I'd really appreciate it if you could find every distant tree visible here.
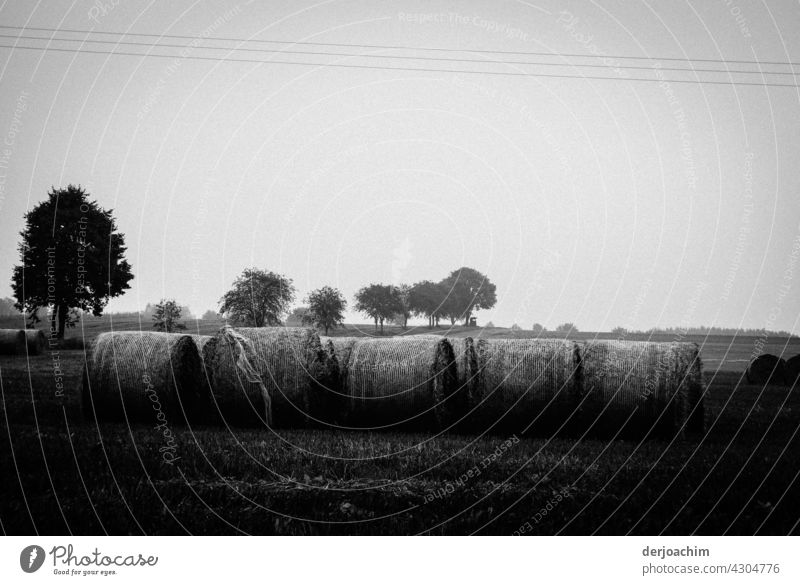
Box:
[11,185,133,338]
[408,280,446,328]
[532,323,546,334]
[219,268,295,327]
[285,306,310,326]
[440,267,497,326]
[392,284,413,329]
[200,309,218,320]
[439,279,470,325]
[510,323,522,331]
[0,297,21,317]
[611,326,628,336]
[144,301,192,320]
[304,286,347,335]
[484,321,495,328]
[354,283,402,334]
[555,322,578,334]
[151,299,186,332]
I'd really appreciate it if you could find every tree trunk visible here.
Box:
[324,325,329,335]
[464,311,472,326]
[374,317,378,331]
[50,306,57,337]
[379,318,384,334]
[57,303,68,339]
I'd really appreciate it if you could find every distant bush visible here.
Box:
[555,322,578,334]
[510,323,522,331]
[531,323,546,334]
[200,309,219,320]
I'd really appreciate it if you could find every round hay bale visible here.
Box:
[465,338,580,435]
[82,332,204,425]
[746,354,787,385]
[786,355,800,386]
[579,341,701,438]
[208,326,331,427]
[0,329,26,355]
[344,335,457,430]
[24,329,47,355]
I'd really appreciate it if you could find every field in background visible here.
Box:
[1,348,798,534]
[3,313,799,375]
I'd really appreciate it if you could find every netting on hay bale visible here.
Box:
[464,338,580,435]
[207,326,334,427]
[82,331,203,425]
[343,335,457,430]
[578,340,703,438]
[24,329,47,355]
[0,329,26,355]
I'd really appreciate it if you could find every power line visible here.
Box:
[2,23,799,67]
[1,43,798,88]
[1,32,795,76]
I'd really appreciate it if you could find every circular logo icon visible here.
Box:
[20,545,45,573]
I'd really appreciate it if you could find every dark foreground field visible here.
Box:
[1,343,799,535]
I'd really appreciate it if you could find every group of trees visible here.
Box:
[353,267,497,333]
[213,267,496,335]
[8,185,493,338]
[217,269,346,335]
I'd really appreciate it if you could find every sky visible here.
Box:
[0,0,799,332]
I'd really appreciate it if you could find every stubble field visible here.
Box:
[1,316,798,535]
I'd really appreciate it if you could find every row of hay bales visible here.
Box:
[82,327,705,439]
[746,354,800,386]
[0,329,47,355]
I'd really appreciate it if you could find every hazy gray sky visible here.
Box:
[1,0,799,332]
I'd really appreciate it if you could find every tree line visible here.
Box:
[216,265,497,335]
[14,186,795,339]
[9,186,497,337]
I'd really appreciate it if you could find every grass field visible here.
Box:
[1,316,799,534]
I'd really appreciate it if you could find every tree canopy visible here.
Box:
[304,286,347,335]
[407,280,446,327]
[11,185,133,337]
[218,268,295,327]
[151,299,186,332]
[354,283,402,334]
[440,267,497,326]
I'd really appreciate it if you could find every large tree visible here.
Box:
[218,268,295,327]
[12,185,133,338]
[354,283,401,334]
[440,266,497,326]
[304,286,347,335]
